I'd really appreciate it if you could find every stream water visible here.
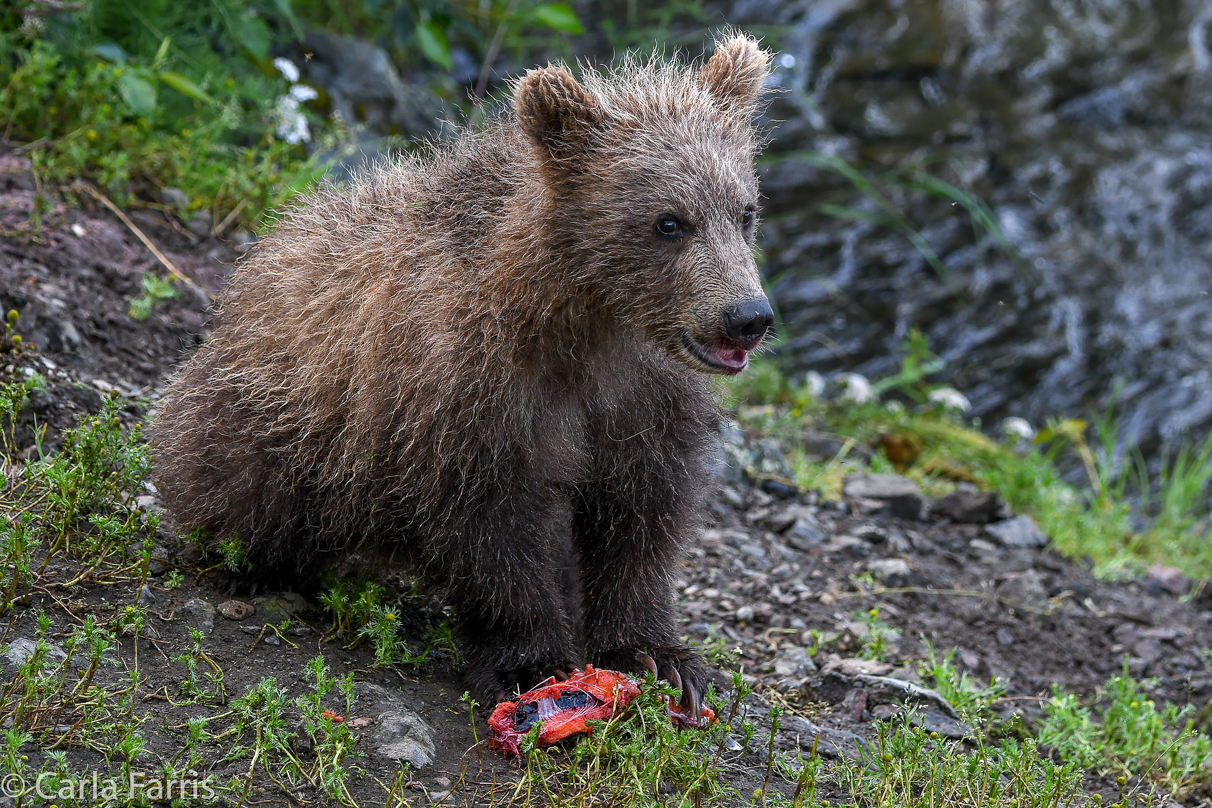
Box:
[726,0,1212,456]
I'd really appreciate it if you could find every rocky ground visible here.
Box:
[2,151,1211,806]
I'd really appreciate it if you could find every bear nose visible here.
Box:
[723,299,774,342]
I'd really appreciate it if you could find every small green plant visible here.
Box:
[873,329,945,404]
[171,627,225,703]
[916,640,1006,724]
[824,721,1097,807]
[128,273,178,320]
[1039,667,1212,799]
[1,3,327,234]
[856,607,900,662]
[319,579,429,667]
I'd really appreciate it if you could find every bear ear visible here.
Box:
[515,64,602,162]
[696,33,771,115]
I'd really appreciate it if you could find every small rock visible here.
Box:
[984,515,1048,548]
[135,584,156,606]
[842,688,868,721]
[968,538,1000,555]
[218,600,256,621]
[183,598,217,633]
[786,514,826,549]
[760,478,798,499]
[996,629,1014,646]
[824,657,893,677]
[357,682,437,768]
[842,474,923,520]
[160,187,189,210]
[147,545,173,575]
[252,592,313,620]
[735,605,756,623]
[187,210,213,238]
[996,570,1051,612]
[262,633,281,647]
[1132,639,1165,666]
[823,535,870,558]
[1145,564,1190,596]
[348,716,373,729]
[871,703,899,721]
[852,524,887,543]
[753,438,795,480]
[773,647,817,680]
[866,558,911,587]
[930,490,1006,524]
[914,709,974,740]
[4,638,68,668]
[764,507,801,533]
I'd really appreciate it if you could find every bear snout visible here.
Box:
[722,297,773,347]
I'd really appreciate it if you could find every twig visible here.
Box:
[70,181,199,288]
[214,198,249,237]
[473,0,522,107]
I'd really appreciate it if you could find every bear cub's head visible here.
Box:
[515,33,774,376]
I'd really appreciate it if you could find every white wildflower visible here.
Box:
[290,84,319,102]
[803,370,826,398]
[927,387,971,413]
[273,57,301,83]
[1001,417,1035,441]
[837,372,876,404]
[275,95,311,144]
[885,400,904,413]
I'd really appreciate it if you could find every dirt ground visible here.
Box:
[2,151,1210,806]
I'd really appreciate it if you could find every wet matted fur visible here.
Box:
[150,33,773,707]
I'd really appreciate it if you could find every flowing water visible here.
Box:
[727,0,1212,456]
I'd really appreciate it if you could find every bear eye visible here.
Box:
[742,206,757,229]
[655,215,683,237]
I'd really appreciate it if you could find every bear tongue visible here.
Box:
[710,345,747,370]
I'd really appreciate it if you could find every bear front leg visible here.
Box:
[574,463,707,718]
[429,491,581,705]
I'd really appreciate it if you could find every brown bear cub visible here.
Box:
[150,33,774,716]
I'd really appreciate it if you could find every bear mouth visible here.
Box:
[682,333,750,375]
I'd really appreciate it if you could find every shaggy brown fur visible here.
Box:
[150,33,773,711]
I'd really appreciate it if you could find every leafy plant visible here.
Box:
[917,640,1006,725]
[1039,668,1212,799]
[872,329,945,404]
[1,1,326,233]
[128,273,178,320]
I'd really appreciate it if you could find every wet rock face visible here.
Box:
[732,0,1212,457]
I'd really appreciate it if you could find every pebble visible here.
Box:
[135,584,156,605]
[866,558,911,587]
[4,638,68,668]
[772,646,817,680]
[147,545,173,575]
[183,598,217,634]
[1145,564,1190,596]
[996,570,1052,612]
[984,515,1048,548]
[218,600,256,621]
[929,490,1006,524]
[786,514,826,549]
[842,474,924,520]
[822,535,869,558]
[357,682,436,768]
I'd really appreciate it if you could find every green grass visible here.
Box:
[719,353,1212,581]
[1,0,330,235]
[1039,667,1212,801]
